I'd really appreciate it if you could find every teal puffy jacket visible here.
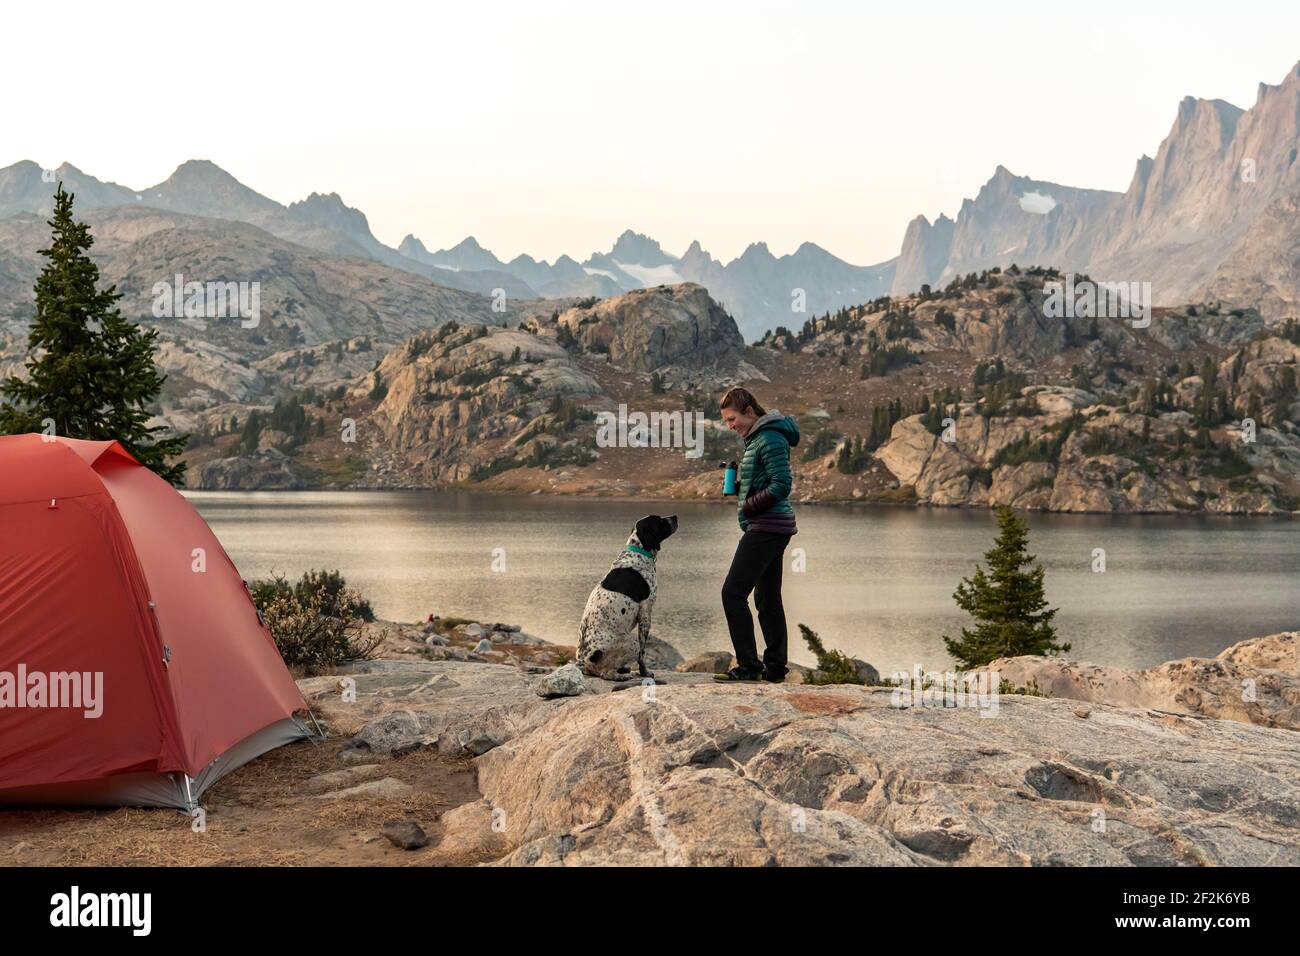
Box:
[736,411,800,534]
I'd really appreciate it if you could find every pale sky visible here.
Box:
[5,0,1299,266]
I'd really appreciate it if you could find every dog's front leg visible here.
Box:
[637,600,654,678]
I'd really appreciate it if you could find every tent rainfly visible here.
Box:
[0,434,313,809]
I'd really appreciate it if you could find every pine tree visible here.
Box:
[943,506,1068,668]
[0,184,186,483]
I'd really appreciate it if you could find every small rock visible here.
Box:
[425,634,449,646]
[466,731,504,755]
[677,651,735,674]
[338,744,377,765]
[535,662,586,698]
[315,777,415,801]
[461,623,486,639]
[380,820,430,850]
[473,638,493,654]
[306,764,384,793]
[352,710,425,754]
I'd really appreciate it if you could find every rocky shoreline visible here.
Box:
[178,277,1300,517]
[293,617,1300,865]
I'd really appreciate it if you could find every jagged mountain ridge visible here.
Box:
[0,159,533,300]
[3,60,1298,347]
[896,62,1300,315]
[0,160,897,341]
[397,228,896,341]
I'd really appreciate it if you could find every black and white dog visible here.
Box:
[577,514,678,681]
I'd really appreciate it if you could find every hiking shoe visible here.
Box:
[761,668,787,683]
[713,666,763,683]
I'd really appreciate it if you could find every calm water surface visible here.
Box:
[187,491,1300,674]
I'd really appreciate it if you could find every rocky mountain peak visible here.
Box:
[146,160,280,219]
[608,229,673,266]
[1256,60,1300,104]
[794,241,832,259]
[164,159,245,187]
[398,234,429,257]
[289,192,372,237]
[1171,96,1243,151]
[428,236,504,272]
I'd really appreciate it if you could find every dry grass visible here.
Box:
[0,736,483,867]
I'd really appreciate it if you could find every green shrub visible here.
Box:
[799,624,865,685]
[861,345,920,378]
[250,569,380,672]
[997,677,1052,698]
[802,428,841,461]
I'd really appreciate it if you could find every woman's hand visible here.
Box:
[741,488,777,517]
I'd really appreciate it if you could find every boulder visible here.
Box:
[557,283,745,373]
[1028,386,1098,416]
[874,417,937,487]
[643,636,685,671]
[301,631,1300,867]
[466,679,1300,865]
[981,631,1300,731]
[299,659,576,759]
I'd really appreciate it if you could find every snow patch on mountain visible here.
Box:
[612,261,685,287]
[1018,191,1057,215]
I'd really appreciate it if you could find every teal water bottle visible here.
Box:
[722,460,738,496]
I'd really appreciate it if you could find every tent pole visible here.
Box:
[305,708,327,742]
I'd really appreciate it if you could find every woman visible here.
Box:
[714,387,800,683]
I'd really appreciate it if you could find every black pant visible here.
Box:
[721,530,792,674]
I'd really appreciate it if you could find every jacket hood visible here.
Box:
[747,410,800,446]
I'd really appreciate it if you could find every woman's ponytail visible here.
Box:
[719,387,765,417]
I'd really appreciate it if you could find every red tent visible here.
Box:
[0,434,312,809]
